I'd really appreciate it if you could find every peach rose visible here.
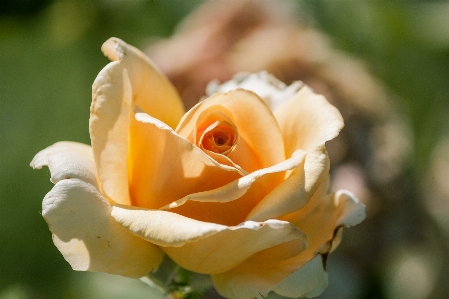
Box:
[31,38,365,299]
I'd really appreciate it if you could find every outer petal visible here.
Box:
[206,71,303,112]
[90,61,132,205]
[30,141,98,188]
[111,205,307,275]
[246,146,329,222]
[212,240,309,299]
[164,219,306,275]
[90,38,185,205]
[42,178,164,278]
[212,185,365,299]
[273,190,366,298]
[210,178,328,299]
[275,86,344,156]
[273,255,328,298]
[176,88,285,169]
[212,256,326,299]
[101,37,185,128]
[128,111,242,210]
[282,190,365,256]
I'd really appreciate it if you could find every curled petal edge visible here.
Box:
[246,146,329,222]
[162,150,306,209]
[112,204,307,274]
[30,141,98,188]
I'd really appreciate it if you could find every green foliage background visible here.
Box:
[1,1,448,299]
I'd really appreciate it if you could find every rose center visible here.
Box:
[199,121,237,155]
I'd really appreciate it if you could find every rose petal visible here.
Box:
[201,150,248,175]
[111,205,227,247]
[190,105,259,173]
[211,185,362,299]
[274,86,344,156]
[176,88,285,170]
[162,150,305,225]
[90,38,185,205]
[206,71,304,112]
[163,151,305,208]
[209,178,328,299]
[271,190,366,297]
[273,255,328,298]
[128,111,242,210]
[282,190,366,256]
[112,204,306,274]
[30,141,98,189]
[101,38,185,128]
[90,61,132,205]
[212,256,327,299]
[246,146,330,222]
[211,239,309,299]
[165,219,306,274]
[42,178,163,278]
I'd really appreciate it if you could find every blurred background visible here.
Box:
[1,0,449,298]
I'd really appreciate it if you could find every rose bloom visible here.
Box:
[31,38,365,299]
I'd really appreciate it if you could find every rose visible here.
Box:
[31,38,365,299]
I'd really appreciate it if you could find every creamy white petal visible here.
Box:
[206,71,303,111]
[273,255,328,298]
[212,239,309,299]
[42,178,163,277]
[334,190,367,228]
[30,141,98,188]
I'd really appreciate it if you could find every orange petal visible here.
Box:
[162,151,304,225]
[246,147,329,222]
[176,89,285,170]
[274,86,344,157]
[90,38,185,205]
[128,110,242,210]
